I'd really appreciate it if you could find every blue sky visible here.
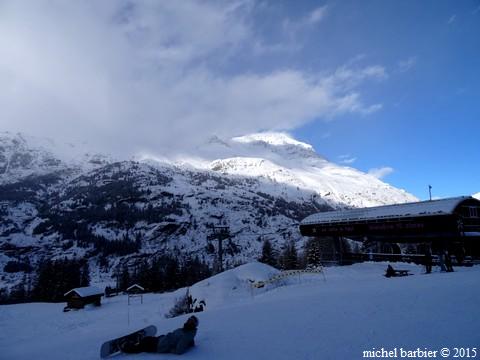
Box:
[287,0,480,199]
[1,0,478,199]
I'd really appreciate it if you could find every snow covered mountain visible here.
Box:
[151,132,416,208]
[0,131,416,287]
[0,132,111,184]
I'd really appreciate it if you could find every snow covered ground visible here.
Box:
[1,262,479,360]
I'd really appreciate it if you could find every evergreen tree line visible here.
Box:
[58,222,142,257]
[0,237,346,304]
[0,258,90,304]
[115,255,212,293]
[79,233,142,257]
[0,254,211,305]
[259,238,324,270]
[3,258,33,273]
[34,200,184,238]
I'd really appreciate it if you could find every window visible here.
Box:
[460,206,480,218]
[470,207,479,218]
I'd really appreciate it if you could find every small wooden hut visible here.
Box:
[64,286,103,310]
[126,284,145,305]
[126,284,145,294]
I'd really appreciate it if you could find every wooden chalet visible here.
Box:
[126,284,145,294]
[64,286,103,310]
[126,284,145,305]
[300,196,480,262]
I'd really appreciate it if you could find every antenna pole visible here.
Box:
[428,185,432,201]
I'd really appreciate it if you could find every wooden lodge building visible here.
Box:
[64,286,103,310]
[299,196,480,264]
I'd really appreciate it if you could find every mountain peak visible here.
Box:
[206,135,231,148]
[0,132,111,184]
[232,132,314,152]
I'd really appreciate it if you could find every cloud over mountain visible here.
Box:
[1,1,385,157]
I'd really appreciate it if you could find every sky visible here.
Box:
[0,0,479,200]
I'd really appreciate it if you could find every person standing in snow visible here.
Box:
[438,251,447,272]
[454,245,466,265]
[120,315,199,355]
[424,245,432,274]
[444,251,454,272]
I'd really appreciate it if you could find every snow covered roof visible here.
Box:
[126,284,145,291]
[64,286,103,298]
[301,196,476,225]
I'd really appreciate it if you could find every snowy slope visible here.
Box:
[187,262,280,309]
[473,192,480,200]
[1,262,479,360]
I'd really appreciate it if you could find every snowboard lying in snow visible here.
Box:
[100,325,157,358]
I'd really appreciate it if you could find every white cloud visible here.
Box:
[320,132,332,139]
[397,56,417,72]
[282,5,328,36]
[252,39,302,55]
[307,6,329,25]
[368,167,394,179]
[338,154,357,164]
[345,54,367,67]
[447,14,457,24]
[0,0,385,157]
[322,65,388,92]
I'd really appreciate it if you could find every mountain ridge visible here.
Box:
[0,131,416,288]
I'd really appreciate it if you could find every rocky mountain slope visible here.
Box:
[0,131,416,286]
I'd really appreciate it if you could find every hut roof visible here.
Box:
[301,196,476,225]
[126,284,145,291]
[64,286,103,298]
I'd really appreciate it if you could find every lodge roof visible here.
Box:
[301,196,477,225]
[64,286,103,298]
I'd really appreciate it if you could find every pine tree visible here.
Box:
[281,240,299,270]
[10,281,27,303]
[304,238,322,269]
[80,261,90,287]
[32,258,84,302]
[32,259,55,301]
[149,257,164,292]
[135,259,151,290]
[289,241,299,270]
[119,265,131,291]
[259,239,277,267]
[0,288,9,304]
[164,257,179,290]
